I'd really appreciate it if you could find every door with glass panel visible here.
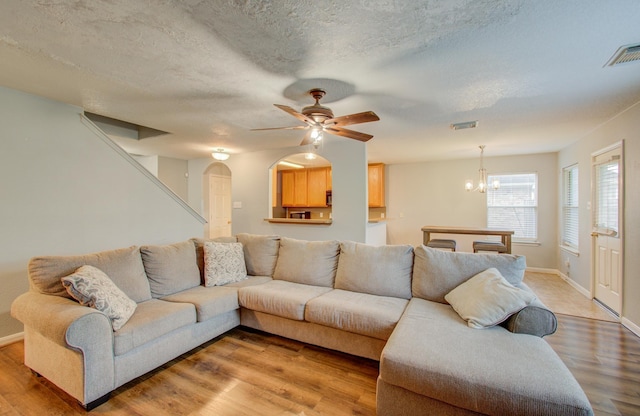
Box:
[592,143,623,315]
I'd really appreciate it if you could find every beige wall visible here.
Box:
[385,153,558,268]
[558,101,640,331]
[0,87,204,340]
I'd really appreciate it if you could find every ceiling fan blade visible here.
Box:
[325,111,380,127]
[324,126,374,142]
[300,129,315,146]
[250,126,308,131]
[274,104,314,124]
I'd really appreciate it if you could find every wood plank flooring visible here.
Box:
[1,272,639,415]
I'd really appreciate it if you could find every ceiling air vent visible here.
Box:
[450,120,478,130]
[605,43,640,67]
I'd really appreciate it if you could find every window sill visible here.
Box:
[513,240,541,247]
[560,245,580,256]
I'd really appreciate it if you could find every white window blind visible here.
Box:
[487,173,537,241]
[562,165,579,249]
[594,159,619,233]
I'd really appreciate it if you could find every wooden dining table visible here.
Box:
[421,225,515,254]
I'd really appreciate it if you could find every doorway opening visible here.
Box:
[270,153,332,220]
[203,162,232,238]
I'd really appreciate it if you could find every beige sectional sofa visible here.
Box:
[11,234,594,415]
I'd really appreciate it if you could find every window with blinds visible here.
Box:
[487,173,537,241]
[594,158,619,234]
[562,164,579,249]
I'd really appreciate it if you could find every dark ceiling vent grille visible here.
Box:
[605,44,640,67]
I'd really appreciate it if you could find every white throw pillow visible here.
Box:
[204,241,248,286]
[61,265,137,331]
[444,268,536,329]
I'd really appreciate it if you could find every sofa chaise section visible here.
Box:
[378,298,593,416]
[377,246,592,416]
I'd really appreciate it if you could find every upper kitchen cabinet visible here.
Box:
[368,163,385,208]
[281,169,308,207]
[307,167,330,207]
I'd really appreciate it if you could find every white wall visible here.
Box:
[558,101,640,330]
[189,139,369,242]
[385,153,558,268]
[0,86,204,339]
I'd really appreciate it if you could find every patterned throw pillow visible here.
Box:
[61,265,137,331]
[203,242,247,286]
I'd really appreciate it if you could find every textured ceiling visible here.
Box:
[1,1,639,163]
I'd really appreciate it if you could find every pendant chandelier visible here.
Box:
[465,145,499,193]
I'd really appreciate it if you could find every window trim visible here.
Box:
[561,163,579,253]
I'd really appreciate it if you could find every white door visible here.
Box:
[592,144,623,315]
[209,175,232,238]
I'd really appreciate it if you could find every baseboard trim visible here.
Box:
[0,332,24,347]
[622,318,640,338]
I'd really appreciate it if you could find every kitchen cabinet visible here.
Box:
[281,167,331,207]
[368,163,385,207]
[281,169,308,207]
[307,167,329,207]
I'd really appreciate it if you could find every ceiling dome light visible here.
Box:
[212,148,230,161]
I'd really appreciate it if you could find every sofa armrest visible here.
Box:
[500,283,557,337]
[12,291,113,347]
[12,291,116,406]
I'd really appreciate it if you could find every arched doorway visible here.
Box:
[203,162,232,238]
[270,153,332,220]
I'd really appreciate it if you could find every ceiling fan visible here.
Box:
[252,88,380,146]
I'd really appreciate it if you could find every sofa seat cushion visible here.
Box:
[114,299,196,356]
[238,280,331,321]
[380,298,593,416]
[161,286,239,322]
[305,289,408,340]
[224,275,272,288]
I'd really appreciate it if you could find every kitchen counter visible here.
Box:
[264,218,332,225]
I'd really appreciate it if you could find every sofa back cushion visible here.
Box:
[412,245,526,303]
[28,245,152,303]
[237,233,280,277]
[335,241,414,299]
[140,240,201,298]
[191,236,238,283]
[273,237,339,287]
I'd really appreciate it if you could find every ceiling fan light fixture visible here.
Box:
[212,148,230,161]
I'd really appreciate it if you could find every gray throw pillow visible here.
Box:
[140,240,201,298]
[335,241,414,299]
[273,237,339,287]
[237,233,280,276]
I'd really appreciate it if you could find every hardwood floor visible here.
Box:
[1,274,639,415]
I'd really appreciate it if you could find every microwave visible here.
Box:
[290,211,311,219]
